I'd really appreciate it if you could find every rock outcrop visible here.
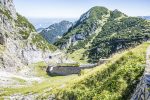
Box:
[0,0,57,72]
[0,33,4,45]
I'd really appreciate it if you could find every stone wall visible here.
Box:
[131,46,150,100]
[47,64,97,76]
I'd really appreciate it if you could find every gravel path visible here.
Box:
[0,70,43,87]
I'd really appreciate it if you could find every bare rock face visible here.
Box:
[0,0,17,19]
[0,33,5,45]
[0,0,74,74]
[78,10,90,23]
[0,0,55,72]
[0,0,25,71]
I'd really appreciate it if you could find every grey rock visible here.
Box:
[78,10,90,22]
[40,20,73,43]
[0,0,17,19]
[0,33,5,45]
[131,46,150,100]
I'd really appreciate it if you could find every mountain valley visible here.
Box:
[0,0,150,100]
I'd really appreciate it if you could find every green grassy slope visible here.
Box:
[16,14,57,51]
[89,17,150,62]
[31,33,57,51]
[55,42,149,100]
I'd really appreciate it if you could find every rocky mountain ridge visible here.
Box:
[140,16,150,20]
[40,20,73,43]
[55,6,150,63]
[0,0,62,73]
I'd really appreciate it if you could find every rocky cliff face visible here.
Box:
[0,0,16,19]
[0,0,57,72]
[40,20,73,43]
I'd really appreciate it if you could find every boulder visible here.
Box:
[0,33,4,45]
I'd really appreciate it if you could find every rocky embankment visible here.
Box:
[131,46,150,100]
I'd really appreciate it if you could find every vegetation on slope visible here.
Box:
[55,6,150,63]
[16,13,35,39]
[32,33,57,51]
[14,14,57,51]
[55,43,149,100]
[54,6,109,49]
[67,48,88,64]
[89,17,150,62]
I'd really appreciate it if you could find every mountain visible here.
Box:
[40,20,73,43]
[55,6,150,63]
[139,16,150,20]
[36,27,45,33]
[1,1,150,99]
[28,18,77,29]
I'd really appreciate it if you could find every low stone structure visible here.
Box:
[131,46,150,100]
[98,59,110,65]
[47,64,97,76]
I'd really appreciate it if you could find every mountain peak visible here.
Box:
[89,6,108,11]
[55,5,150,63]
[80,6,109,21]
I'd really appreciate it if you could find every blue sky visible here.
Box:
[14,0,150,18]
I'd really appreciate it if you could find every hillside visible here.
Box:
[1,0,150,100]
[40,20,73,43]
[55,6,150,63]
[54,43,149,100]
[0,0,76,97]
